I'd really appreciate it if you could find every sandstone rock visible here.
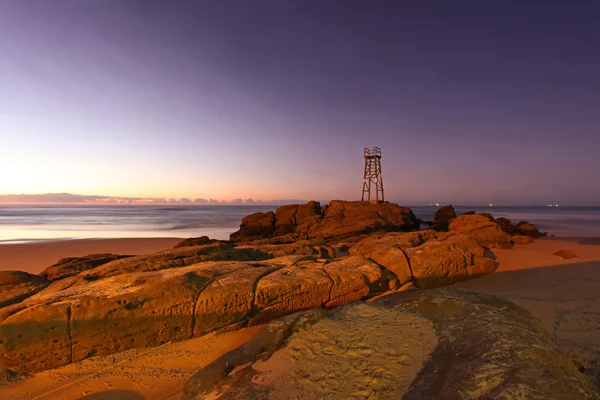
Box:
[311,201,419,242]
[495,216,516,234]
[554,249,578,260]
[516,220,544,238]
[39,254,133,281]
[351,231,496,289]
[0,255,396,374]
[350,231,437,286]
[250,263,332,325]
[432,204,456,227]
[0,271,49,308]
[323,257,392,308]
[405,233,495,288]
[230,200,419,242]
[64,242,265,281]
[238,240,335,259]
[174,236,219,248]
[449,214,513,249]
[390,289,599,399]
[478,212,495,221]
[512,234,535,244]
[183,289,599,400]
[229,211,276,241]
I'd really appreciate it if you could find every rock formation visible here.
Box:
[431,204,456,231]
[515,220,544,238]
[230,200,419,243]
[0,271,49,308]
[0,201,549,377]
[350,230,495,288]
[183,288,599,400]
[448,214,514,249]
[39,254,133,281]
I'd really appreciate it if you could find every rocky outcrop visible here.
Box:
[174,236,220,248]
[230,200,419,243]
[39,254,133,281]
[0,254,396,373]
[431,205,456,231]
[350,231,496,289]
[515,220,544,238]
[0,271,49,308]
[495,217,515,233]
[183,289,599,400]
[229,212,276,241]
[449,214,514,249]
[0,202,522,376]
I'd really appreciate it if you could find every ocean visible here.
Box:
[0,205,599,244]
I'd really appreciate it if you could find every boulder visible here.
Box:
[495,217,516,234]
[405,233,496,288]
[174,236,219,248]
[554,249,578,260]
[183,289,599,400]
[39,253,133,281]
[0,271,49,308]
[515,221,544,238]
[229,211,276,241]
[230,201,419,243]
[432,204,456,228]
[449,214,513,249]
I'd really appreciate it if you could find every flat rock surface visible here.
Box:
[184,288,599,399]
[455,237,600,385]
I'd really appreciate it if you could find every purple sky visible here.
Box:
[1,1,599,205]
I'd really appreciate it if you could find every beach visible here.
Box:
[2,236,600,399]
[0,238,183,274]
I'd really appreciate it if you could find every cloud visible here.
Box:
[0,193,306,206]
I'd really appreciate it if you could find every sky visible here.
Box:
[1,1,599,205]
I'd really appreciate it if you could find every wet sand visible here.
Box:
[0,238,183,274]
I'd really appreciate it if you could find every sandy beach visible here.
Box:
[0,238,183,274]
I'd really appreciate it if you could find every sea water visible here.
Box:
[1,205,599,243]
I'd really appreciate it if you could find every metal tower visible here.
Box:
[361,146,384,202]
